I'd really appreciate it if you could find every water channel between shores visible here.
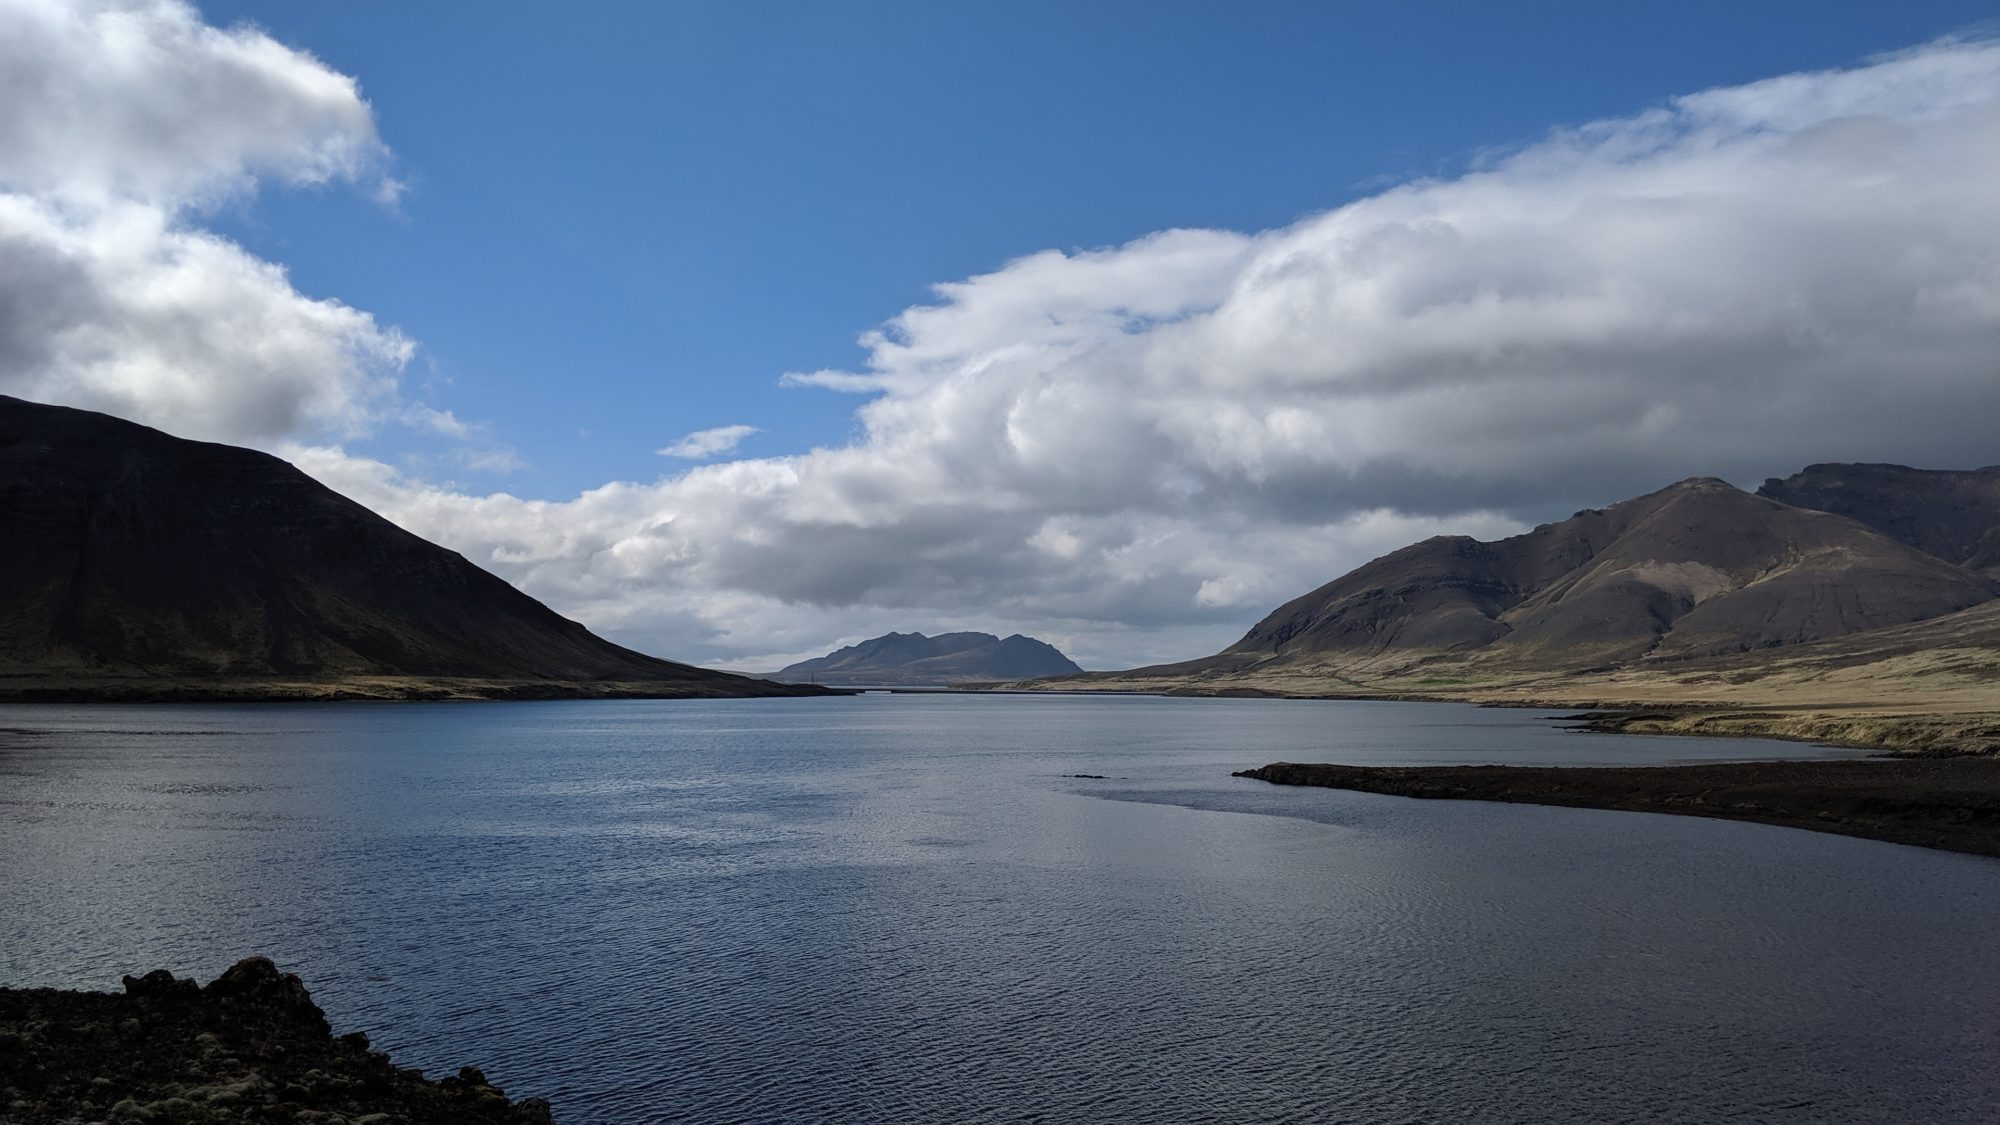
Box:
[2,695,1994,1123]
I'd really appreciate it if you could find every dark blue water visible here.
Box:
[2,695,1996,1122]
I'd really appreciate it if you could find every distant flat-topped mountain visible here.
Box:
[777,631,1082,685]
[0,396,814,700]
[1066,470,2000,684]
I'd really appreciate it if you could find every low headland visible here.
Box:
[0,958,553,1124]
[0,673,838,704]
[1234,756,2000,858]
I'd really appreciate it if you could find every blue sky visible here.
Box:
[6,1,1997,668]
[195,0,1999,499]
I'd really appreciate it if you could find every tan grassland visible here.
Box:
[1002,606,2000,756]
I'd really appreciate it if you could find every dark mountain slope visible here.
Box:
[1224,498,1645,662]
[0,396,807,697]
[777,631,1082,684]
[779,631,990,678]
[1216,476,1995,671]
[1498,479,1995,661]
[901,634,1082,680]
[1759,463,2000,575]
[1693,597,2000,674]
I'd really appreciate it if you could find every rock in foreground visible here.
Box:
[0,958,553,1124]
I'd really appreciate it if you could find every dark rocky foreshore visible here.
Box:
[0,958,553,1124]
[1234,757,2000,857]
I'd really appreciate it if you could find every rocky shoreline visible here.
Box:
[0,958,553,1124]
[1233,757,2000,857]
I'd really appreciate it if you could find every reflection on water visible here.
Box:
[1,696,1994,1122]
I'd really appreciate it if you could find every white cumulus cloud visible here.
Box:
[0,0,413,444]
[371,37,1997,668]
[8,10,1998,670]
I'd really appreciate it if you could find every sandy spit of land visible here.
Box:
[1234,757,2000,857]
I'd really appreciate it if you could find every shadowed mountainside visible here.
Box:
[1759,463,2000,576]
[776,630,1082,685]
[0,396,815,699]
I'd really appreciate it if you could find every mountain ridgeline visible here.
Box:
[6,390,1992,703]
[1759,463,2000,577]
[0,396,813,699]
[777,631,1082,685]
[1090,466,2000,683]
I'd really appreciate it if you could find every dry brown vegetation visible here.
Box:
[1008,601,2000,755]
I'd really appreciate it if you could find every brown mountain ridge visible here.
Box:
[1217,476,1996,672]
[1015,466,2000,746]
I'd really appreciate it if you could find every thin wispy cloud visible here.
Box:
[658,424,760,460]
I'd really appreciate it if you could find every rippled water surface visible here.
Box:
[2,695,1997,1122]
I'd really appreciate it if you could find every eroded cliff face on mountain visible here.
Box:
[0,396,815,699]
[0,958,553,1124]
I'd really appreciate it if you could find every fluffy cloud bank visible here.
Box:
[0,0,409,443]
[352,37,1996,669]
[6,8,1998,669]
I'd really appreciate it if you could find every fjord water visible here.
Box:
[2,696,1996,1122]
